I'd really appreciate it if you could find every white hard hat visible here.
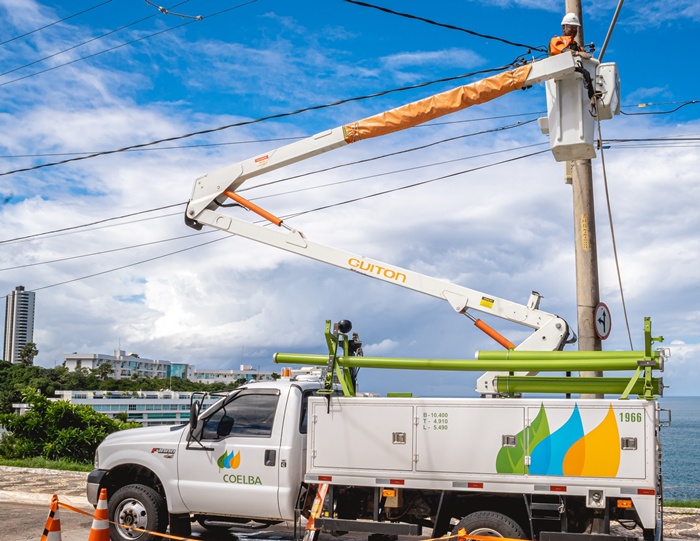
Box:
[561,13,581,26]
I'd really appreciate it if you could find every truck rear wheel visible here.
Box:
[109,484,168,541]
[452,511,526,538]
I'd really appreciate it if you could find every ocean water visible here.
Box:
[659,396,700,501]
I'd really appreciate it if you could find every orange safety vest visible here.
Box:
[549,35,579,56]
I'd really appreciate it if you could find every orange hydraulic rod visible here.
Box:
[224,190,284,227]
[472,318,516,350]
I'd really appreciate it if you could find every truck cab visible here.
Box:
[88,377,324,540]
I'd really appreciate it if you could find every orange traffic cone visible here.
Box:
[40,494,62,541]
[88,488,110,541]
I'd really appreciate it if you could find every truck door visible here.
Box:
[177,388,284,520]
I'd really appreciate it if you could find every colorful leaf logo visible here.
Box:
[496,403,550,474]
[217,450,241,469]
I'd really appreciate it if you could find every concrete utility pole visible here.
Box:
[565,0,603,389]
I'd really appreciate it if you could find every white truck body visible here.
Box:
[89,377,663,541]
[306,396,659,530]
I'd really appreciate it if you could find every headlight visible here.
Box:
[94,449,99,469]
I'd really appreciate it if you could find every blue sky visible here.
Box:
[0,0,698,396]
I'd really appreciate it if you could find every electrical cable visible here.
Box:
[342,0,546,53]
[243,119,537,192]
[0,1,191,78]
[620,100,698,115]
[0,0,113,47]
[282,149,549,221]
[0,231,215,271]
[597,117,633,350]
[28,235,230,293]
[598,0,624,62]
[253,142,548,201]
[5,148,548,288]
[0,136,306,159]
[0,125,540,245]
[0,0,257,89]
[0,61,520,178]
[0,111,547,160]
[0,203,182,245]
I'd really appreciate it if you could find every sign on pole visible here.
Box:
[595,302,612,340]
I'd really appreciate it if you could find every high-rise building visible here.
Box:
[4,285,36,364]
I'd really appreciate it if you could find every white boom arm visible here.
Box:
[185,54,588,393]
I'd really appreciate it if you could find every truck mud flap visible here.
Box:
[314,518,421,536]
[540,533,633,541]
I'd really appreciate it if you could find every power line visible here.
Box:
[29,235,230,293]
[243,119,537,192]
[0,0,113,47]
[0,0,257,89]
[0,112,547,160]
[620,100,698,116]
[0,231,214,271]
[0,1,186,78]
[342,0,546,53]
[0,203,183,245]
[0,62,518,178]
[4,148,548,287]
[254,142,548,201]
[0,123,535,245]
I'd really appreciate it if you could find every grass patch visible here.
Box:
[665,499,700,508]
[0,457,93,472]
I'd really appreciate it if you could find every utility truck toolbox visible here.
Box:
[307,396,659,529]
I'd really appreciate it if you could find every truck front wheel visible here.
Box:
[109,484,168,541]
[452,511,526,538]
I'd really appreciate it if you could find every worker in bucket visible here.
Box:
[549,13,587,56]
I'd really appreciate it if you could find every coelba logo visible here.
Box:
[217,450,241,470]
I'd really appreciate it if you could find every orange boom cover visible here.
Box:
[342,64,532,143]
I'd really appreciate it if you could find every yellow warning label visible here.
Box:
[480,297,495,309]
[581,213,590,251]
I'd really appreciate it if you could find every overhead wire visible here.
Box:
[0,0,257,89]
[0,0,113,47]
[0,111,547,160]
[5,147,549,291]
[342,0,546,53]
[0,121,539,245]
[0,231,215,271]
[596,116,634,350]
[0,61,522,178]
[0,1,191,78]
[620,100,698,115]
[0,203,182,245]
[243,119,538,191]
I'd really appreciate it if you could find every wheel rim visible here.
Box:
[115,497,149,539]
[469,527,504,537]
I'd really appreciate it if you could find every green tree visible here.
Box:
[0,388,138,463]
[17,343,39,365]
[93,362,113,381]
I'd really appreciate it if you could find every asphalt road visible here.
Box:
[0,502,301,541]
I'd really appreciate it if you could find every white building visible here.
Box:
[63,350,194,381]
[54,390,219,427]
[4,285,36,364]
[194,365,276,384]
[62,351,276,384]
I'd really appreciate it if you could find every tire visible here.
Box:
[108,484,168,541]
[452,511,526,539]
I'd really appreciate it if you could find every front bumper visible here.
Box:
[86,469,109,506]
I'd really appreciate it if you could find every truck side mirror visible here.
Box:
[189,401,200,432]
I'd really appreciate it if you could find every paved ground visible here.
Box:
[1,466,699,541]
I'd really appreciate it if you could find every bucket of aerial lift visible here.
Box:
[540,58,598,162]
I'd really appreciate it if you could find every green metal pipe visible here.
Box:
[476,350,649,361]
[272,353,660,371]
[493,376,662,396]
